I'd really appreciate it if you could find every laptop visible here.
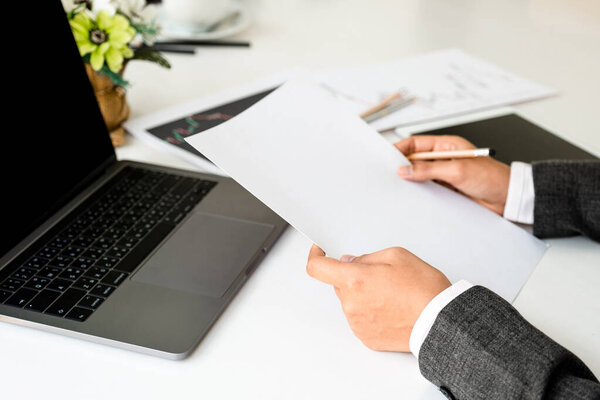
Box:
[0,1,286,359]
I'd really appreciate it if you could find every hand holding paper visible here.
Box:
[186,77,547,302]
[306,244,452,352]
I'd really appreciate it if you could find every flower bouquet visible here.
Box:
[63,0,171,146]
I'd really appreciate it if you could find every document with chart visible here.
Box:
[318,48,557,131]
[186,77,548,302]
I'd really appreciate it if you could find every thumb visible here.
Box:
[307,244,352,286]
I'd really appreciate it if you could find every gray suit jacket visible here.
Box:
[419,160,600,400]
[532,160,600,241]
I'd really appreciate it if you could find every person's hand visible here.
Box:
[306,245,451,352]
[395,135,510,215]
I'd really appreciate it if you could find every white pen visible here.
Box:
[407,148,495,161]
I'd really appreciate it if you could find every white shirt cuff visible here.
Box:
[503,162,535,224]
[409,280,473,359]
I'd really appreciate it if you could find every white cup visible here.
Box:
[161,0,243,34]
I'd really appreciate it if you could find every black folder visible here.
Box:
[414,114,598,164]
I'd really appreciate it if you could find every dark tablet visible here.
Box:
[414,114,598,164]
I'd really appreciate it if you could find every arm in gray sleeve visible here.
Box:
[532,160,600,241]
[418,286,600,400]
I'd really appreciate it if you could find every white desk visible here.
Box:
[2,1,599,399]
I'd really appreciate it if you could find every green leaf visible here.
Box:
[98,65,130,88]
[131,49,171,69]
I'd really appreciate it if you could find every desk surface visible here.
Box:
[2,1,599,399]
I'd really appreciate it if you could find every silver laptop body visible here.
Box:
[0,1,286,360]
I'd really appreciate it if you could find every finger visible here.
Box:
[394,135,475,155]
[307,245,354,286]
[351,246,413,265]
[308,244,325,258]
[398,159,464,186]
[334,286,342,299]
[433,179,459,192]
[394,136,437,155]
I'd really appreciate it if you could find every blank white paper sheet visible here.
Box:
[186,77,548,302]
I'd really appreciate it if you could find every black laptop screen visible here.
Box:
[1,2,116,256]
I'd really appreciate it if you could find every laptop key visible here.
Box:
[1,278,25,292]
[105,227,125,240]
[83,248,105,260]
[60,245,85,259]
[90,283,115,298]
[129,226,150,239]
[12,267,37,281]
[37,266,62,279]
[116,236,140,249]
[45,288,87,317]
[170,177,195,198]
[83,226,104,239]
[59,267,84,280]
[62,227,80,240]
[78,295,104,310]
[72,236,95,248]
[65,307,93,322]
[73,277,98,291]
[93,237,115,250]
[101,271,128,286]
[106,246,129,259]
[71,257,95,270]
[5,288,39,308]
[37,247,60,260]
[25,289,61,312]
[24,277,50,291]
[23,257,49,269]
[163,207,187,224]
[95,256,118,269]
[48,255,72,269]
[0,289,12,303]
[49,236,71,249]
[85,266,109,280]
[47,278,73,292]
[154,176,181,195]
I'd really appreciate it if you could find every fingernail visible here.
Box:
[397,165,413,176]
[340,255,356,262]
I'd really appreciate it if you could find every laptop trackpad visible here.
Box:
[132,212,274,298]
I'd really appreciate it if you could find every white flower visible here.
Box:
[91,0,117,16]
[61,0,80,13]
[62,0,115,18]
[114,0,157,23]
[112,0,161,45]
[139,4,158,23]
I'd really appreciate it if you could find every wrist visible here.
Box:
[409,280,474,359]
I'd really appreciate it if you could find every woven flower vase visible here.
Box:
[85,63,130,147]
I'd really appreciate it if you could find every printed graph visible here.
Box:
[148,88,277,159]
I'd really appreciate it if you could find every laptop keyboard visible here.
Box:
[0,166,217,322]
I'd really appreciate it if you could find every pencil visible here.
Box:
[137,44,196,54]
[407,148,495,161]
[359,92,403,119]
[135,40,251,55]
[362,96,415,123]
[155,40,251,47]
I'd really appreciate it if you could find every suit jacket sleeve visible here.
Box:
[533,160,600,241]
[418,286,600,400]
